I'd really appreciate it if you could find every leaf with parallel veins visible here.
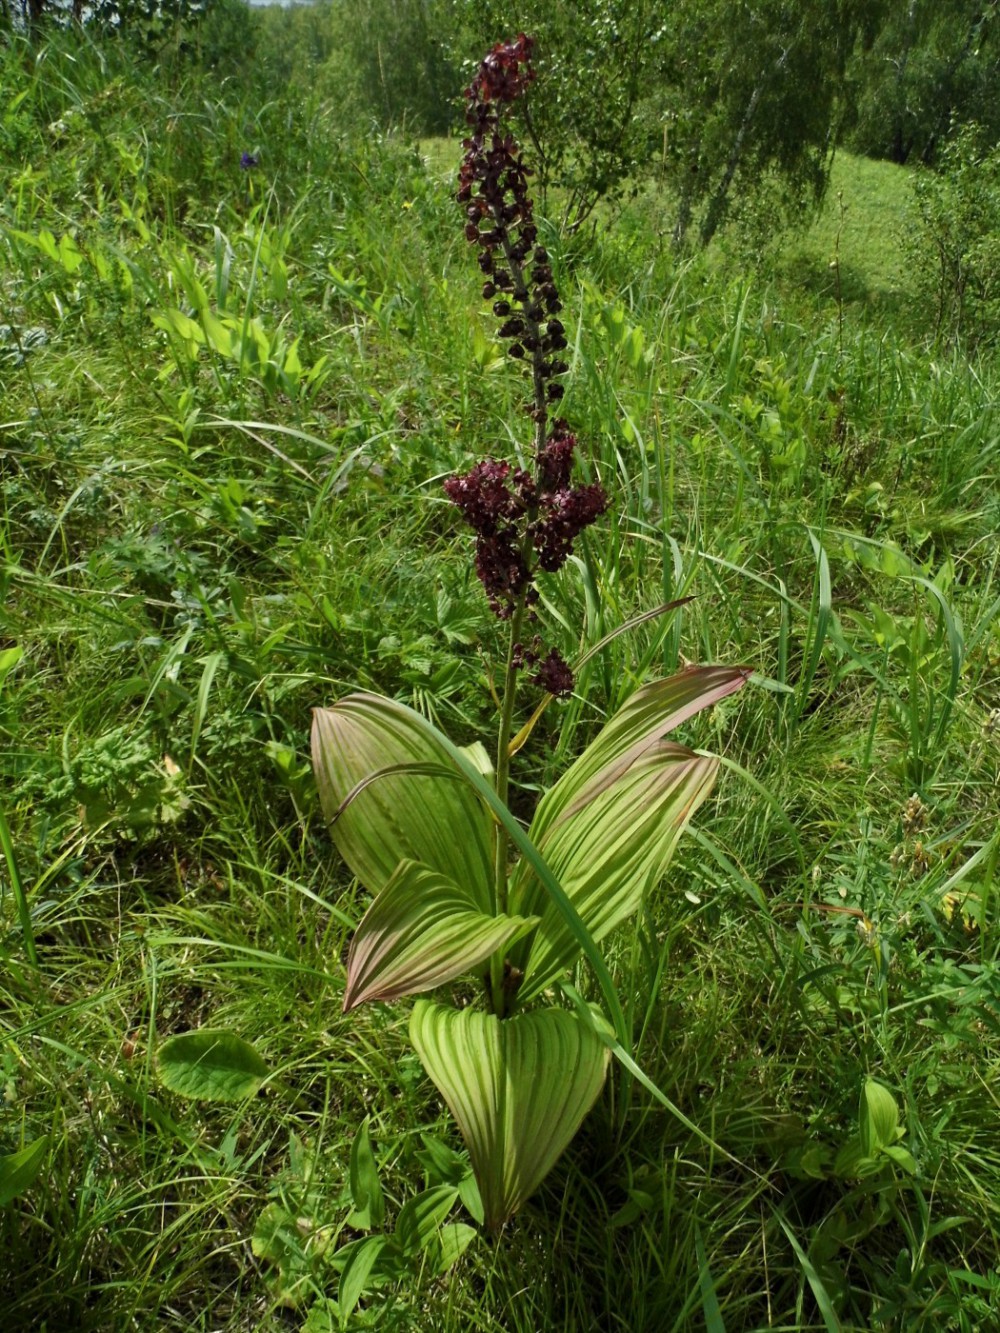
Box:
[344,860,539,1011]
[312,694,494,910]
[509,667,750,1001]
[409,1001,609,1232]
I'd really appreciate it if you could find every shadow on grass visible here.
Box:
[781,252,910,320]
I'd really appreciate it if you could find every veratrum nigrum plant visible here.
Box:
[312,35,750,1233]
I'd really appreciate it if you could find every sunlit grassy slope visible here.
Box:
[778,151,916,313]
[423,136,918,314]
[2,32,999,1333]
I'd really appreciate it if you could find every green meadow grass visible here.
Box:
[2,31,999,1332]
[777,151,916,315]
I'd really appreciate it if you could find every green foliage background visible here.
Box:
[1,5,999,1330]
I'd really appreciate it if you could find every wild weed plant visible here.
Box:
[311,34,749,1240]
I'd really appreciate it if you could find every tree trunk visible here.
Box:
[698,81,764,247]
[671,142,700,250]
[888,1,919,163]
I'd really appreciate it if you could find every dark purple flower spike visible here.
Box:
[446,35,608,696]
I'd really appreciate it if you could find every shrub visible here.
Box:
[907,123,1000,346]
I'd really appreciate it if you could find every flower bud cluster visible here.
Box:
[457,33,566,407]
[512,638,577,697]
[446,36,609,698]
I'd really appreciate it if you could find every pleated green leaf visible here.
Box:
[528,665,750,845]
[860,1080,899,1155]
[409,1001,609,1232]
[312,694,494,910]
[508,666,750,1002]
[347,1117,384,1230]
[511,742,719,1001]
[344,860,539,1011]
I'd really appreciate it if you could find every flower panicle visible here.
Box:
[446,36,609,697]
[458,37,566,401]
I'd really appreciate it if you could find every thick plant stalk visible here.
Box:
[450,36,607,1017]
[490,591,527,1016]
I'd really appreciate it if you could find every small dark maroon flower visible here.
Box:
[467,32,536,105]
[475,532,530,616]
[537,421,577,492]
[443,459,525,535]
[532,648,575,697]
[532,484,609,572]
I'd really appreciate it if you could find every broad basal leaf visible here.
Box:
[312,694,494,909]
[508,667,750,1001]
[344,860,538,1011]
[511,742,719,1001]
[157,1029,268,1102]
[409,1001,609,1232]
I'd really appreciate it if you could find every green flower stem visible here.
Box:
[485,223,552,1019]
[490,586,528,1018]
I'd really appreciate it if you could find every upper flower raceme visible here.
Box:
[448,36,608,696]
[467,32,536,105]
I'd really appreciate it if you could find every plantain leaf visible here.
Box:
[509,666,749,1001]
[338,1234,388,1318]
[344,860,538,1011]
[0,1135,49,1206]
[409,1001,609,1232]
[394,1184,460,1258]
[429,1221,478,1273]
[312,694,494,910]
[157,1029,268,1102]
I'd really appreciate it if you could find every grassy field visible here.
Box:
[777,152,915,314]
[2,29,1000,1333]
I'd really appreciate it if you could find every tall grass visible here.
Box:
[1,25,999,1332]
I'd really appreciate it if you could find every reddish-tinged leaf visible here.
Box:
[533,666,750,839]
[344,860,538,1011]
[508,667,750,1000]
[312,694,494,909]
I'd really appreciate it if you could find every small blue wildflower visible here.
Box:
[240,151,259,170]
